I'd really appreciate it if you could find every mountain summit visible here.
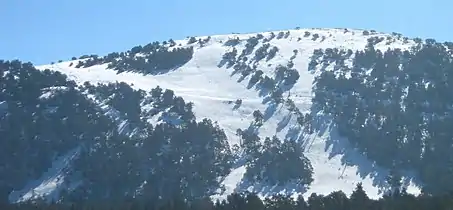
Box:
[4,27,453,204]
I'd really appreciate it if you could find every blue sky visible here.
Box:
[1,0,451,65]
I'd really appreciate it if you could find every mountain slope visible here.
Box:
[19,28,428,202]
[7,27,453,204]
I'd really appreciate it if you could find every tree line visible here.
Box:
[3,184,453,210]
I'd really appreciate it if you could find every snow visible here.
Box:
[9,147,81,203]
[39,86,68,100]
[28,28,421,201]
[0,101,7,112]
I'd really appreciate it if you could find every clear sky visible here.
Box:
[1,0,451,65]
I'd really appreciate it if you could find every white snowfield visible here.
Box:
[12,28,422,203]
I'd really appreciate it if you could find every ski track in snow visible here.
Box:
[17,28,421,202]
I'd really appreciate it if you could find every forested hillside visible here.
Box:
[0,60,235,203]
[2,28,453,207]
[311,38,453,194]
[2,184,453,210]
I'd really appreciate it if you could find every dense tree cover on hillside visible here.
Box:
[0,60,111,202]
[311,38,453,194]
[67,83,234,202]
[9,29,453,207]
[84,81,146,125]
[4,184,453,210]
[0,60,233,203]
[237,129,314,186]
[67,117,233,202]
[74,41,193,75]
[1,32,314,204]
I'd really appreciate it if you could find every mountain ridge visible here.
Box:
[5,27,453,204]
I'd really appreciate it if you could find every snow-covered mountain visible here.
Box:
[6,27,442,203]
